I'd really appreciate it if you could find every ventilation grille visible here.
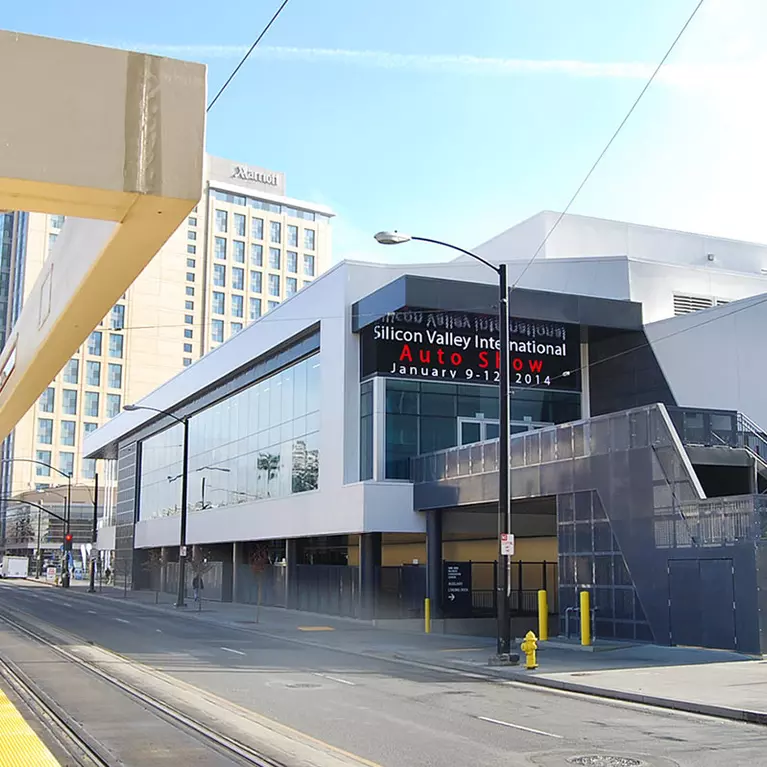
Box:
[672,295,731,315]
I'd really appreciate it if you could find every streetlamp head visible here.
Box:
[123,404,139,412]
[374,231,412,246]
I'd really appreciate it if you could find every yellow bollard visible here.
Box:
[424,598,431,634]
[580,590,591,646]
[537,589,548,641]
[521,630,538,669]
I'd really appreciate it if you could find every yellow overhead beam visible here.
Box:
[0,30,206,440]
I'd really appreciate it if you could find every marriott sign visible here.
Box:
[231,164,279,186]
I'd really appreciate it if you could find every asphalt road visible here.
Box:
[2,580,766,767]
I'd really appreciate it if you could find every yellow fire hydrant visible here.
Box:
[521,630,538,670]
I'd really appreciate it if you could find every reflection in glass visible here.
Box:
[137,355,320,521]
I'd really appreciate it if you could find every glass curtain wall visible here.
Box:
[383,378,581,479]
[138,355,320,520]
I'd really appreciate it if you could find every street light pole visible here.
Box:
[124,403,189,608]
[88,472,99,593]
[373,231,513,656]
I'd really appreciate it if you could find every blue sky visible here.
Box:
[6,1,766,262]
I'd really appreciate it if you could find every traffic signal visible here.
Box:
[64,533,73,551]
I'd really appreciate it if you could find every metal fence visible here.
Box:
[293,564,359,617]
[377,565,426,618]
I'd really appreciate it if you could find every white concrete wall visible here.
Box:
[646,294,767,427]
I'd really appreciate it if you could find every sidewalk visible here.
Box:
[31,578,767,724]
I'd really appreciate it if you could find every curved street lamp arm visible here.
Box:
[410,236,501,275]
[0,498,67,523]
[1,457,70,480]
[126,404,185,426]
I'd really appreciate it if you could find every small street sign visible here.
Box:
[443,561,472,617]
[501,533,515,556]
[180,545,188,557]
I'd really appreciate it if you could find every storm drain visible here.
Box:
[568,758,645,767]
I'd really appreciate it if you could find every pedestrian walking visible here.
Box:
[192,573,203,602]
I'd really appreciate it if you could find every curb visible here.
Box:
[14,583,767,725]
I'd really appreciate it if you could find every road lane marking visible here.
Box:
[313,673,356,686]
[156,629,162,633]
[477,715,562,739]
[220,646,246,656]
[297,626,335,632]
[87,610,97,614]
[115,618,130,624]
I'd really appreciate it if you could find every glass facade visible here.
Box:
[138,355,320,521]
[383,379,581,479]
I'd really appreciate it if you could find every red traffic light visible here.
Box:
[65,533,73,543]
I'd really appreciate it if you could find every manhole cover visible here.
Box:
[568,758,644,767]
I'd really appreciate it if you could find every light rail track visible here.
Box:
[0,609,288,767]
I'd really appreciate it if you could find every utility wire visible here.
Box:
[206,0,292,112]
[511,0,707,290]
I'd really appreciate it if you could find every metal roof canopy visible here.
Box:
[0,30,206,440]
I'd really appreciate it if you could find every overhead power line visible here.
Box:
[511,0,707,290]
[206,0,292,112]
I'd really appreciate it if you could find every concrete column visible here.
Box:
[426,510,443,618]
[286,539,298,609]
[231,542,242,603]
[359,532,382,620]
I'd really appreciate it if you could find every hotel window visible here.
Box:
[269,247,281,269]
[233,240,245,263]
[287,251,298,273]
[251,217,264,239]
[251,243,263,267]
[86,360,101,386]
[62,390,77,415]
[185,300,194,310]
[82,459,97,479]
[61,420,75,446]
[304,254,316,277]
[183,343,193,353]
[268,274,280,297]
[231,294,244,318]
[106,394,121,418]
[212,292,225,315]
[268,300,279,311]
[187,244,196,254]
[109,333,124,358]
[63,359,79,385]
[187,258,196,268]
[50,215,65,229]
[250,270,262,293]
[270,221,281,244]
[108,363,122,389]
[215,209,228,233]
[84,391,100,418]
[87,331,102,356]
[111,304,125,330]
[186,286,194,296]
[211,319,224,343]
[286,277,298,296]
[186,272,195,282]
[36,450,52,475]
[183,358,192,367]
[215,237,227,260]
[188,230,197,241]
[39,387,55,413]
[188,216,197,226]
[234,213,246,237]
[48,232,58,254]
[213,264,226,287]
[184,314,194,325]
[184,328,193,339]
[287,225,299,247]
[59,452,74,477]
[232,267,245,290]
[83,422,98,438]
[249,297,261,320]
[304,229,316,250]
[37,419,53,445]
[231,322,243,335]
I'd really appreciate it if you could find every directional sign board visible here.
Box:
[501,533,515,556]
[443,561,472,618]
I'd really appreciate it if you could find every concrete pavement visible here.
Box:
[5,578,767,767]
[45,578,767,725]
